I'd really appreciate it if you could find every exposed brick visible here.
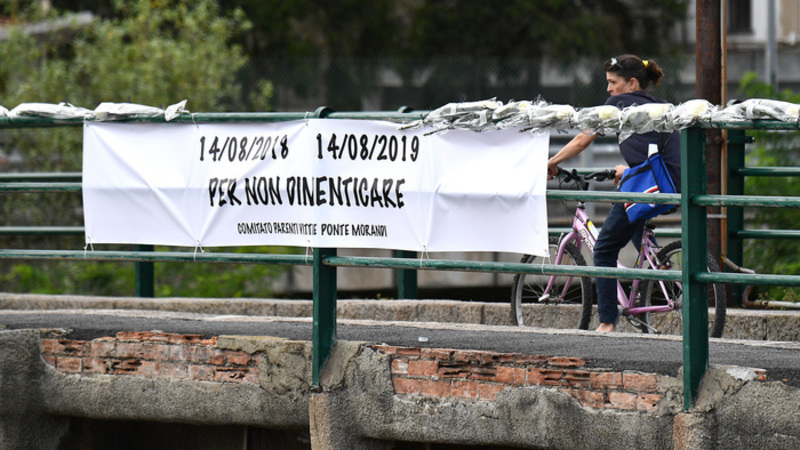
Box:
[450,380,480,399]
[452,350,488,363]
[469,366,497,381]
[519,354,551,365]
[572,389,605,409]
[201,337,218,346]
[420,379,450,397]
[110,359,143,374]
[41,338,66,355]
[215,367,252,383]
[141,344,172,361]
[391,359,409,375]
[370,345,398,354]
[563,370,592,389]
[392,377,421,395]
[225,350,252,366]
[421,348,453,360]
[189,364,215,381]
[82,357,108,374]
[168,334,203,345]
[438,362,471,379]
[408,359,438,377]
[623,373,659,393]
[395,347,422,357]
[529,368,563,386]
[166,362,190,379]
[42,354,57,366]
[496,366,526,385]
[56,356,82,373]
[591,372,623,390]
[607,391,637,410]
[115,342,145,359]
[636,394,662,412]
[139,360,162,378]
[479,383,507,401]
[89,341,116,358]
[116,331,148,341]
[547,357,586,368]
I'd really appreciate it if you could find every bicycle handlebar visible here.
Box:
[556,168,617,189]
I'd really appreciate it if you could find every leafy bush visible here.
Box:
[737,73,800,301]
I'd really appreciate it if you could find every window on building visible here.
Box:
[729,0,753,34]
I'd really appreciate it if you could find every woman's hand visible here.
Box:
[613,165,627,185]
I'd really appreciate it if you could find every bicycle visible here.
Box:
[510,168,727,337]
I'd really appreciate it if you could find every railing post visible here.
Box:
[312,247,337,388]
[395,250,418,299]
[135,244,155,297]
[726,129,747,307]
[681,127,710,409]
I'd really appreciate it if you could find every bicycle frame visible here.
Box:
[550,202,677,316]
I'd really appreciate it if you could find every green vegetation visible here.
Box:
[0,0,291,298]
[737,73,800,302]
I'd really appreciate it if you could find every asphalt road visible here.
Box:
[2,309,799,386]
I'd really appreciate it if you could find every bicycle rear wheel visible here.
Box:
[637,241,727,337]
[510,236,594,329]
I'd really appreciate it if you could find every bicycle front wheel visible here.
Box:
[637,241,727,337]
[510,236,593,329]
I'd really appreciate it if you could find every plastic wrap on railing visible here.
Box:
[410,98,728,135]
[0,105,7,117]
[8,102,96,120]
[711,98,800,123]
[94,99,188,121]
[405,98,502,133]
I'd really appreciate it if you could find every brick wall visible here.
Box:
[373,345,664,412]
[41,331,259,384]
[41,333,666,412]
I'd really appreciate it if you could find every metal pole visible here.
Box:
[681,128,710,410]
[696,0,723,276]
[767,0,779,88]
[312,248,337,388]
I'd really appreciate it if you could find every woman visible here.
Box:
[546,54,681,332]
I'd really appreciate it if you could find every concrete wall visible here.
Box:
[1,327,798,449]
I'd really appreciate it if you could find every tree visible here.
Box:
[0,0,284,298]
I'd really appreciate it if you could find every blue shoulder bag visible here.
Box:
[618,141,677,222]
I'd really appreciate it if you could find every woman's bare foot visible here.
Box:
[596,322,616,332]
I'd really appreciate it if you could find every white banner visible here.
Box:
[83,119,549,255]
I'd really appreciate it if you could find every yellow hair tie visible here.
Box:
[642,59,649,68]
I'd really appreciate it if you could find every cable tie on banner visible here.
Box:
[193,241,205,261]
[83,237,94,258]
[304,246,312,264]
[191,113,198,127]
[419,246,430,268]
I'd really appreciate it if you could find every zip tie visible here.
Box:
[193,241,205,261]
[305,246,312,264]
[83,237,94,258]
[419,246,430,268]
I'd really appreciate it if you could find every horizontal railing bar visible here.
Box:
[696,271,800,287]
[0,249,311,265]
[735,167,800,177]
[323,255,682,281]
[707,119,800,130]
[734,229,800,239]
[547,190,681,204]
[0,226,84,236]
[0,182,81,192]
[693,194,800,208]
[0,172,82,182]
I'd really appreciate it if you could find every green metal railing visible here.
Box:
[2,110,800,410]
